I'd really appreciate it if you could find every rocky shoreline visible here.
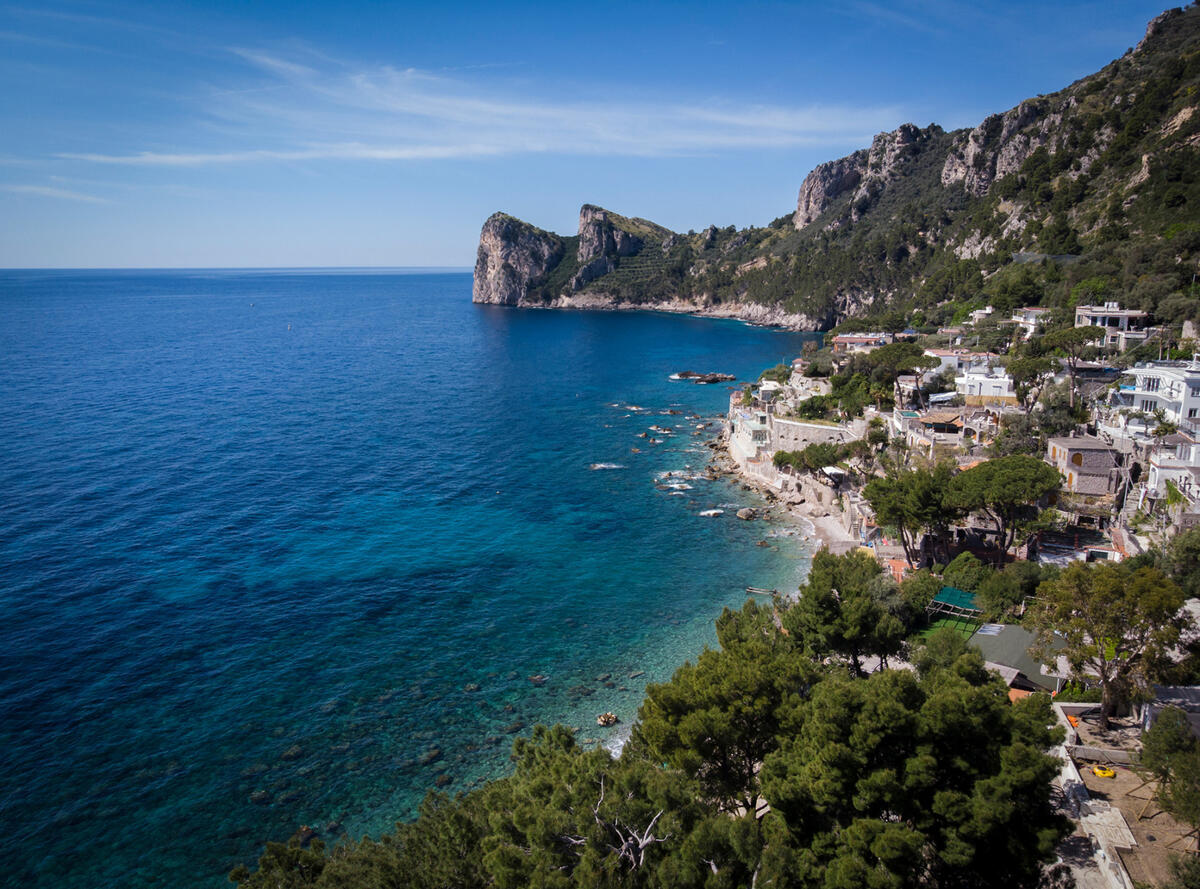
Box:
[704,435,861,557]
[541,292,825,331]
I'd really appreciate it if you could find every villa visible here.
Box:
[1074,302,1154,351]
[1110,359,1200,436]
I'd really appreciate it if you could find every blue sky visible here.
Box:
[0,0,1174,267]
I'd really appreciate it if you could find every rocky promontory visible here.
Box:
[472,213,565,305]
[472,203,831,329]
[472,6,1200,333]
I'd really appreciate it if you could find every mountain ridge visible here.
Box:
[474,5,1200,332]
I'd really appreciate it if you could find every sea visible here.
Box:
[0,269,820,888]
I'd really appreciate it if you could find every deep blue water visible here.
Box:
[0,270,819,888]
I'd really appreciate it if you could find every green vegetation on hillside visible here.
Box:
[513,6,1200,331]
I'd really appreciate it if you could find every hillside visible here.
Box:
[473,6,1200,332]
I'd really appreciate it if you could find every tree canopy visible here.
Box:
[863,462,959,566]
[232,553,1076,889]
[783,549,907,676]
[945,455,1061,556]
[1031,561,1191,727]
[758,655,1069,889]
[1041,326,1104,408]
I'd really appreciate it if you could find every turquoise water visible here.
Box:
[0,270,818,887]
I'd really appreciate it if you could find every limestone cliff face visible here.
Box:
[940,100,1068,196]
[576,205,645,264]
[472,213,565,305]
[792,152,866,229]
[571,205,645,289]
[793,124,944,230]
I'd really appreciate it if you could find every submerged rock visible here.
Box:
[297,825,319,846]
[419,747,443,766]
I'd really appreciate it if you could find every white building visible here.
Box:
[1074,302,1153,350]
[955,368,1018,405]
[1144,433,1200,532]
[923,348,1000,376]
[1011,307,1053,339]
[1111,359,1200,436]
[832,332,891,355]
[968,305,994,325]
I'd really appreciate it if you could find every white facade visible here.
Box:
[1011,307,1052,339]
[954,368,1017,405]
[924,348,999,376]
[1112,360,1200,436]
[1147,434,1200,505]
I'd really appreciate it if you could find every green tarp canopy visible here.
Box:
[927,586,981,618]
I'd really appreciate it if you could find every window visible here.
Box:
[1142,399,1157,411]
[1145,377,1160,392]
[1190,409,1198,419]
[1072,453,1083,466]
[1191,386,1200,398]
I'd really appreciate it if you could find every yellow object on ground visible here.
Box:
[1092,764,1115,778]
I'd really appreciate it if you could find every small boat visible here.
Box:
[596,712,618,727]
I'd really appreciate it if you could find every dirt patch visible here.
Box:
[1075,757,1197,886]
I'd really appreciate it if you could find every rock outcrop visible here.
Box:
[793,123,944,230]
[792,152,865,229]
[941,101,1060,196]
[472,212,565,305]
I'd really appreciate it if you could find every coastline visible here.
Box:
[706,434,861,556]
[478,292,828,331]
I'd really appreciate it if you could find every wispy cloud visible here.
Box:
[838,1,943,35]
[62,144,502,165]
[60,47,905,167]
[1,183,110,202]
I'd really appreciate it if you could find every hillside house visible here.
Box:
[1011,306,1053,339]
[955,367,1018,405]
[1046,435,1124,495]
[1146,432,1200,531]
[831,332,891,355]
[1074,302,1153,350]
[1111,360,1200,437]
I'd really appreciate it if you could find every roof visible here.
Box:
[1160,432,1198,446]
[921,410,964,426]
[969,624,1065,693]
[934,586,979,612]
[1047,435,1117,451]
[1076,304,1148,317]
[1152,686,1200,712]
[985,661,1022,686]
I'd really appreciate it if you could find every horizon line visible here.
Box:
[0,265,475,272]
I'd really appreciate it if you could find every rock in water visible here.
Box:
[736,507,756,520]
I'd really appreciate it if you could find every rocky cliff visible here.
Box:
[793,123,947,230]
[474,6,1200,332]
[472,213,566,305]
